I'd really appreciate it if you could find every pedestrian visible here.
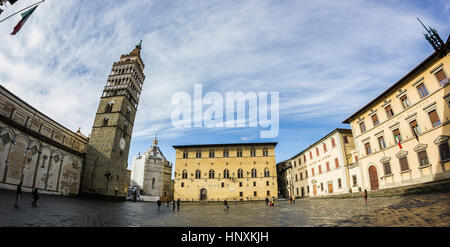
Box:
[14,182,22,208]
[265,197,269,207]
[289,196,292,205]
[270,197,275,207]
[166,200,169,207]
[234,199,237,205]
[114,186,118,198]
[177,199,180,212]
[31,188,39,208]
[223,199,229,211]
[172,199,176,211]
[292,196,295,205]
[363,189,368,204]
[157,199,161,211]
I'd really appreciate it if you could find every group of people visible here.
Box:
[157,199,181,212]
[14,182,40,208]
[265,197,275,207]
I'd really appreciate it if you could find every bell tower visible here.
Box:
[81,41,145,198]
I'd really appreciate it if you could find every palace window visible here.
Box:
[251,168,257,178]
[409,120,421,137]
[300,172,303,180]
[312,168,315,176]
[264,168,270,177]
[399,157,409,172]
[428,110,441,127]
[335,158,339,168]
[439,142,450,162]
[253,182,256,187]
[352,175,357,187]
[266,181,269,186]
[195,169,201,179]
[343,136,349,144]
[223,149,229,158]
[417,83,429,98]
[309,151,312,159]
[223,169,229,178]
[295,174,298,182]
[318,165,322,174]
[293,161,296,168]
[378,136,386,150]
[434,68,448,86]
[364,143,372,155]
[181,182,184,188]
[359,122,366,133]
[385,105,394,118]
[209,169,215,179]
[196,151,202,158]
[400,95,411,109]
[304,155,306,163]
[237,169,244,178]
[221,182,224,188]
[338,178,342,188]
[331,138,336,148]
[305,170,308,179]
[209,150,215,158]
[182,170,188,179]
[263,149,268,156]
[105,102,113,113]
[320,183,324,191]
[383,162,392,175]
[250,148,256,157]
[371,114,379,126]
[267,190,270,196]
[326,162,330,171]
[240,192,243,197]
[102,117,109,127]
[393,129,402,143]
[183,151,188,159]
[316,147,319,156]
[418,150,429,166]
[323,143,327,152]
[237,149,242,157]
[254,191,257,197]
[239,182,243,187]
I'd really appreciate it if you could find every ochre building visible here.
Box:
[173,142,278,202]
[343,36,450,191]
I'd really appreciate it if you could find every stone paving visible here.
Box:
[0,190,448,227]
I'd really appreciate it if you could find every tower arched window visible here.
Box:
[251,168,257,178]
[223,169,229,178]
[195,169,201,179]
[209,169,215,179]
[152,178,155,189]
[264,168,270,177]
[182,170,188,179]
[105,101,114,113]
[102,116,109,127]
[123,122,128,137]
[183,151,188,159]
[263,149,268,156]
[250,148,256,157]
[237,169,244,178]
[209,149,215,158]
[237,149,242,157]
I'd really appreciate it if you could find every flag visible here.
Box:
[394,134,402,149]
[0,9,3,16]
[11,5,38,35]
[413,128,419,141]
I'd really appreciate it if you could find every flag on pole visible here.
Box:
[394,134,402,149]
[413,128,419,142]
[11,5,38,35]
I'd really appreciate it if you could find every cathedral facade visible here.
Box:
[130,136,173,201]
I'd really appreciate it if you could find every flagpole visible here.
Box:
[0,0,44,23]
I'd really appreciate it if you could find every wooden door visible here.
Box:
[313,184,317,196]
[328,183,333,194]
[368,166,379,190]
[200,188,207,200]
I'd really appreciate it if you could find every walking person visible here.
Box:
[292,196,295,205]
[177,199,180,212]
[234,199,237,205]
[157,199,161,211]
[114,186,119,198]
[265,197,269,207]
[363,189,368,204]
[172,199,176,211]
[223,199,229,212]
[31,188,39,208]
[166,200,169,207]
[14,182,22,208]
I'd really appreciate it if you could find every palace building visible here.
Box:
[173,142,278,202]
[290,129,356,197]
[343,34,450,191]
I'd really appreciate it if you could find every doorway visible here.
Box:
[200,188,207,200]
[368,166,379,190]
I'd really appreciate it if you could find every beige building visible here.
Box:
[343,36,450,191]
[173,142,278,202]
[290,129,356,197]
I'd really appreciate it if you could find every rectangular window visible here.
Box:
[309,151,312,159]
[267,190,270,196]
[223,150,229,157]
[326,162,330,171]
[378,136,386,150]
[352,175,357,187]
[304,155,306,162]
[439,142,450,162]
[400,95,411,109]
[316,147,319,156]
[338,178,342,188]
[371,114,379,126]
[359,122,366,133]
[331,138,336,148]
[399,157,409,172]
[254,191,257,196]
[343,136,349,144]
[307,185,310,193]
[295,174,298,182]
[417,83,429,98]
[240,192,243,197]
[323,143,327,152]
[335,158,339,168]
[181,182,184,188]
[300,172,303,180]
[418,150,429,166]
[239,182,243,187]
[253,181,256,187]
[409,120,421,137]
[393,129,402,143]
[221,182,224,188]
[296,188,299,195]
[385,105,394,118]
[209,150,215,158]
[266,181,269,186]
[318,165,322,174]
[435,69,448,86]
[196,151,202,158]
[383,162,392,175]
[320,182,323,191]
[428,110,441,127]
[365,143,372,155]
[293,161,296,168]
[237,149,242,157]
[312,168,315,176]
[305,170,308,179]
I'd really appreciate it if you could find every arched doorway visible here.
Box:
[200,188,207,200]
[368,166,379,190]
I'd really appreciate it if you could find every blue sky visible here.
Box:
[0,0,449,173]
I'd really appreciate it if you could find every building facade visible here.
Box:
[130,136,173,201]
[291,129,356,197]
[276,160,293,198]
[343,37,450,191]
[81,42,145,198]
[173,143,278,202]
[0,85,88,195]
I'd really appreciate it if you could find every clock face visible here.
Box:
[120,137,126,150]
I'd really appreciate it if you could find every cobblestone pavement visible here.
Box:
[0,190,448,227]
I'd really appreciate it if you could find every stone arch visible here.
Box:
[46,150,64,191]
[22,140,41,187]
[58,154,79,195]
[35,145,52,189]
[5,134,29,184]
[0,128,15,182]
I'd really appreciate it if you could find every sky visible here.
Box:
[0,0,449,173]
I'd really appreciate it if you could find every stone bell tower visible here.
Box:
[81,41,145,198]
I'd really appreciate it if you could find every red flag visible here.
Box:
[11,5,38,35]
[395,134,402,149]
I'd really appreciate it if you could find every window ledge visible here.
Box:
[383,174,394,178]
[400,169,411,174]
[419,164,432,169]
[440,158,450,164]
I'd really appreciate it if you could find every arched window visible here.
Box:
[126,107,131,119]
[182,170,188,179]
[183,151,188,159]
[105,101,114,113]
[223,169,229,178]
[209,149,215,158]
[250,148,256,157]
[195,169,201,179]
[223,149,229,158]
[102,116,109,127]
[264,168,270,177]
[209,169,215,179]
[262,149,268,156]
[152,178,155,189]
[237,148,242,157]
[123,122,128,136]
[237,169,243,178]
[251,168,257,178]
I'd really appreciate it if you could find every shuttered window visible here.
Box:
[393,129,402,142]
[335,158,339,168]
[400,95,410,109]
[359,122,366,133]
[435,69,448,86]
[378,136,386,149]
[385,105,394,118]
[417,83,429,98]
[372,114,379,126]
[365,143,372,155]
[418,151,429,166]
[399,157,409,171]
[439,142,450,161]
[428,110,441,127]
[383,162,392,175]
[409,120,420,136]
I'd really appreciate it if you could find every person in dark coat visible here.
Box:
[14,182,22,208]
[32,188,39,208]
[156,199,161,210]
[265,197,269,207]
[176,199,180,212]
[172,199,176,211]
[363,189,368,204]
